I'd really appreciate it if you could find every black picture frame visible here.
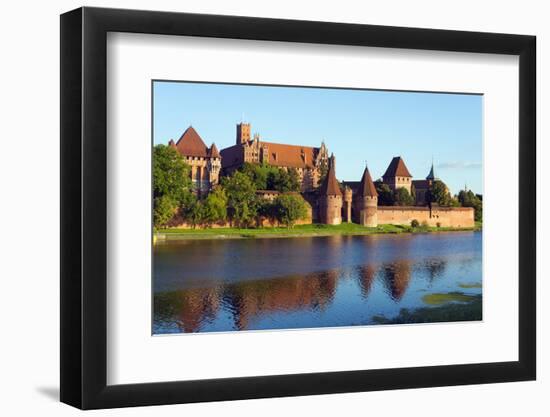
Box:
[60,6,536,410]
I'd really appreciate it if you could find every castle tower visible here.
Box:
[354,165,378,227]
[318,154,342,225]
[236,122,251,145]
[382,156,413,194]
[173,126,220,196]
[207,143,221,186]
[344,186,353,223]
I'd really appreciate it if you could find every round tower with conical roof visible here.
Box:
[354,165,378,227]
[318,154,342,225]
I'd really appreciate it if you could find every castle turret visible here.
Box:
[318,154,342,225]
[354,165,378,227]
[207,143,221,186]
[344,186,353,223]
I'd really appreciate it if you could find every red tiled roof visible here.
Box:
[357,166,378,197]
[209,143,220,158]
[220,140,321,170]
[383,156,412,178]
[175,126,209,158]
[319,156,342,196]
[263,141,317,169]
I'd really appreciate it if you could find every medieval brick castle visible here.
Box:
[220,122,330,191]
[168,122,474,228]
[168,127,221,194]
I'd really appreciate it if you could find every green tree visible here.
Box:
[153,195,176,228]
[449,196,461,207]
[288,168,301,192]
[426,180,453,207]
[273,194,308,228]
[267,169,281,191]
[153,145,192,202]
[202,187,228,226]
[267,168,301,192]
[375,182,395,206]
[394,187,415,206]
[239,162,269,190]
[153,145,195,227]
[239,163,300,192]
[256,198,276,221]
[222,171,258,227]
[186,200,205,229]
[458,189,483,222]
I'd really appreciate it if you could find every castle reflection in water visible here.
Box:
[154,232,481,333]
[154,258,449,333]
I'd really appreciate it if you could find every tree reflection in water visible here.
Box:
[155,270,339,332]
[154,260,443,331]
[153,232,482,333]
[222,270,338,330]
[355,265,377,299]
[423,258,448,284]
[381,261,412,301]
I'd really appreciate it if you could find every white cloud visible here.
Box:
[437,161,481,169]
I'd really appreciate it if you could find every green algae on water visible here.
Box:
[422,292,478,306]
[458,282,482,289]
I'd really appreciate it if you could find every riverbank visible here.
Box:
[372,293,482,324]
[155,222,481,241]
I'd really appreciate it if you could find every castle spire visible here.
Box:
[426,160,436,181]
[319,153,342,196]
[357,165,378,198]
[426,163,435,181]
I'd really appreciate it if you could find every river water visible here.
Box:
[153,231,482,334]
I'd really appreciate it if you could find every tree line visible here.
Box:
[153,145,308,229]
[153,144,483,228]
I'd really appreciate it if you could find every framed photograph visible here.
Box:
[60,6,536,409]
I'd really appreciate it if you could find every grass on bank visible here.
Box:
[422,292,480,306]
[372,293,482,324]
[156,221,480,240]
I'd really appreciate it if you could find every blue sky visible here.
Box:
[153,81,483,195]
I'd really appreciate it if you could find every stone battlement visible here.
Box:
[377,206,474,228]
